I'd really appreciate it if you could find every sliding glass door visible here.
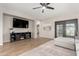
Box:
[66,23,76,37]
[56,23,64,37]
[55,19,78,38]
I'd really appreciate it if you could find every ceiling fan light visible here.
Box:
[42,7,46,9]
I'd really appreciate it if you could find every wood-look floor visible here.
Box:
[0,38,51,56]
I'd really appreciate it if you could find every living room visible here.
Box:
[0,3,79,56]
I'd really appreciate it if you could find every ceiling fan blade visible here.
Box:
[40,3,44,6]
[33,6,42,9]
[46,6,54,10]
[46,3,50,5]
[42,9,44,13]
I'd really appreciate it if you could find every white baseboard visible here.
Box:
[39,37,53,40]
[0,44,3,45]
[3,40,10,43]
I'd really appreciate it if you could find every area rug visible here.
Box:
[19,40,75,56]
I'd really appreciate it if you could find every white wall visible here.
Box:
[0,7,3,45]
[3,14,35,42]
[39,22,54,39]
[3,15,11,42]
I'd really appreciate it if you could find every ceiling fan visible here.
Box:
[33,3,54,13]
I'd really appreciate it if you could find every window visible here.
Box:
[66,23,75,36]
[55,19,78,38]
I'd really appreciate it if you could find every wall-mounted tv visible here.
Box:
[13,18,29,28]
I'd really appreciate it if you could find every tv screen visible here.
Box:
[13,18,29,28]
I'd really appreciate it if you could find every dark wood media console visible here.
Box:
[10,32,31,42]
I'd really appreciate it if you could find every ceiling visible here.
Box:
[0,3,79,21]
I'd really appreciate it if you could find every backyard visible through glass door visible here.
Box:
[66,23,75,36]
[55,19,78,37]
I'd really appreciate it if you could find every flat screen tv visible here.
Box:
[13,18,29,28]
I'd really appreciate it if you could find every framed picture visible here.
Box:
[43,25,51,31]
